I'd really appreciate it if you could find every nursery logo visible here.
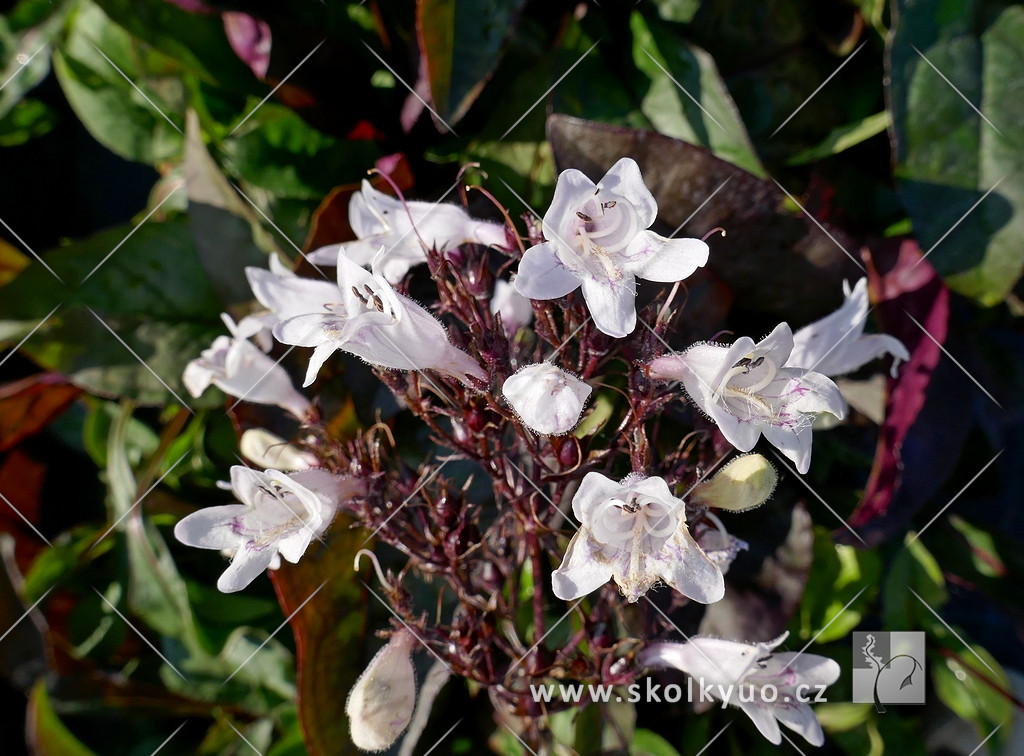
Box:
[852,631,925,710]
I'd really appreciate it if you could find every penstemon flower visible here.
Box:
[513,158,709,338]
[173,466,359,592]
[789,278,909,378]
[648,323,845,473]
[551,472,724,604]
[183,313,312,419]
[267,251,487,387]
[307,179,508,284]
[502,362,591,435]
[641,633,840,747]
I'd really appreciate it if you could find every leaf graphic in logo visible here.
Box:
[900,667,917,690]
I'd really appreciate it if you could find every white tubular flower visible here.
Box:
[502,363,591,435]
[239,428,319,471]
[649,323,845,474]
[789,278,909,378]
[490,279,534,336]
[346,629,418,752]
[173,467,359,593]
[513,157,709,338]
[183,314,312,420]
[551,472,724,604]
[306,179,508,284]
[640,633,841,747]
[264,251,486,387]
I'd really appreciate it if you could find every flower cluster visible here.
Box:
[175,160,906,751]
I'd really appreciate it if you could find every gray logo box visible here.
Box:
[852,631,926,706]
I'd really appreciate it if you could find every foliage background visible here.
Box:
[0,0,1022,753]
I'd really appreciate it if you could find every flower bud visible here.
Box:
[239,428,319,471]
[346,629,418,752]
[689,454,777,512]
[502,362,591,435]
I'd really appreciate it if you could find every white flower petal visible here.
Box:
[514,242,581,300]
[781,369,846,419]
[542,168,597,243]
[182,358,217,398]
[217,546,277,593]
[762,653,842,688]
[551,529,615,600]
[653,530,726,604]
[642,638,759,688]
[762,422,813,474]
[581,276,637,338]
[772,701,825,747]
[246,266,340,323]
[598,157,658,229]
[736,700,784,745]
[571,472,625,522]
[173,505,249,550]
[790,278,909,377]
[628,232,709,282]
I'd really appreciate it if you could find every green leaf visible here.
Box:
[52,1,185,164]
[221,103,380,200]
[416,0,525,125]
[651,0,701,23]
[0,97,58,145]
[0,7,65,119]
[882,535,947,630]
[786,112,891,165]
[106,402,196,641]
[0,219,224,406]
[90,0,257,91]
[888,0,1024,304]
[796,529,881,644]
[22,525,114,603]
[26,680,99,756]
[931,642,1013,750]
[630,10,764,176]
[948,516,1003,578]
[631,729,683,756]
[184,109,278,306]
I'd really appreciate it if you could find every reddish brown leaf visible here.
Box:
[0,449,48,570]
[270,520,369,756]
[302,153,415,254]
[843,238,955,544]
[0,373,82,453]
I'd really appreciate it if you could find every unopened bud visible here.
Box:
[239,428,318,471]
[346,629,418,751]
[690,454,777,512]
